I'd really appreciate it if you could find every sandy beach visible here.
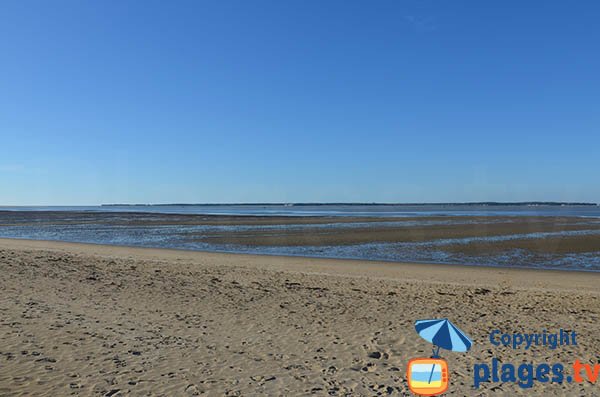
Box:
[1,238,599,396]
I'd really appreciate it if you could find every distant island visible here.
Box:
[102,202,599,207]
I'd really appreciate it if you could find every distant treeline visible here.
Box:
[102,202,598,207]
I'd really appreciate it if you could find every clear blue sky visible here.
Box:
[1,1,599,205]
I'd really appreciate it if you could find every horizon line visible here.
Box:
[103,201,599,206]
[1,201,599,207]
[42,201,600,206]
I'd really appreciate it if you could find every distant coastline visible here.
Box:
[102,202,599,207]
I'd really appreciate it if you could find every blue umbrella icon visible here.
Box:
[414,318,472,383]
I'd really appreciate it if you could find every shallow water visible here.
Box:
[1,209,599,271]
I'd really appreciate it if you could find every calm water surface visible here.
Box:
[1,205,599,271]
[2,204,600,217]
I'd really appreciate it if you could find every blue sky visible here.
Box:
[1,0,599,205]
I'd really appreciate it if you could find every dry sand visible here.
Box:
[0,238,599,396]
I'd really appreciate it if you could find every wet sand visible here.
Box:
[1,238,599,396]
[195,216,600,249]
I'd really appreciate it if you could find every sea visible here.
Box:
[1,204,600,217]
[1,204,599,271]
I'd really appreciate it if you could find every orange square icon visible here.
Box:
[407,358,449,396]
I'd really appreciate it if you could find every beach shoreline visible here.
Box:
[1,237,599,291]
[1,238,599,395]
